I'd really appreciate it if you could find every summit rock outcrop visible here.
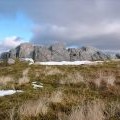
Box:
[0,43,112,62]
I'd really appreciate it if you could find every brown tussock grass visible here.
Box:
[0,76,14,86]
[59,72,84,85]
[19,90,64,118]
[22,68,30,76]
[18,76,30,86]
[50,91,63,103]
[88,71,116,88]
[9,107,15,120]
[58,100,105,120]
[19,98,49,117]
[18,68,30,85]
[44,66,64,76]
[106,101,120,119]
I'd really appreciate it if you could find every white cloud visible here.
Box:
[2,36,23,48]
[0,36,23,52]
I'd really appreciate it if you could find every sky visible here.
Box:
[0,0,120,52]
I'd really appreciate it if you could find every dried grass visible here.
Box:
[9,107,15,120]
[0,76,14,86]
[45,66,63,76]
[50,91,63,103]
[18,68,30,85]
[89,71,116,88]
[22,68,30,76]
[35,72,40,77]
[19,98,49,117]
[58,100,105,120]
[105,75,115,86]
[59,72,84,85]
[18,76,30,86]
[106,101,120,119]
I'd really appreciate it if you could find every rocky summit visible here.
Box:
[0,43,114,62]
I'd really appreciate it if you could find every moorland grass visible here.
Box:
[0,61,120,120]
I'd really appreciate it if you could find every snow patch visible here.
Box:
[0,90,23,97]
[32,81,37,84]
[35,61,103,65]
[20,58,34,65]
[32,82,43,89]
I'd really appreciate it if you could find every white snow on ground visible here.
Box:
[23,58,34,63]
[32,81,37,84]
[0,90,23,97]
[35,61,103,65]
[32,82,43,89]
[20,58,34,65]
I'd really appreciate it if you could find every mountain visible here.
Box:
[0,43,115,62]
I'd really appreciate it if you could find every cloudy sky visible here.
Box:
[0,0,120,52]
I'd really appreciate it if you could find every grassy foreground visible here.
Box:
[0,61,120,120]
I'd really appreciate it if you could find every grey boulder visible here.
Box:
[34,46,51,62]
[49,43,70,61]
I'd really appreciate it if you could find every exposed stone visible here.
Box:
[34,46,52,62]
[49,43,70,61]
[0,43,113,62]
[116,53,120,59]
[7,58,15,65]
[9,49,17,59]
[0,52,10,60]
[68,48,80,61]
[16,43,34,58]
[78,46,111,61]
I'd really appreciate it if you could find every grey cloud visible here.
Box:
[0,0,120,49]
[1,0,120,24]
[31,22,120,49]
[70,34,120,50]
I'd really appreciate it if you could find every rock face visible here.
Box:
[16,43,34,58]
[1,52,10,60]
[8,43,34,59]
[69,48,80,61]
[68,46,111,61]
[49,43,70,61]
[34,46,51,62]
[116,53,120,59]
[0,43,112,62]
[79,46,111,61]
